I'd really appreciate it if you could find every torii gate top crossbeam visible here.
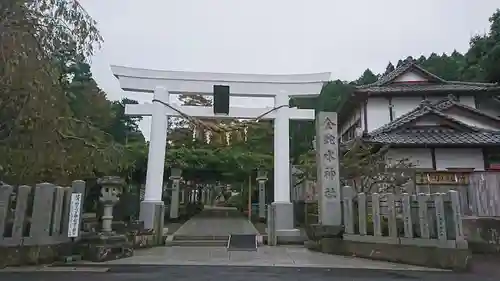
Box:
[111,65,330,97]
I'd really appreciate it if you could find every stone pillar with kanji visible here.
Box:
[315,112,342,226]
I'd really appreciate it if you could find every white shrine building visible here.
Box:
[111,65,330,240]
[338,59,500,173]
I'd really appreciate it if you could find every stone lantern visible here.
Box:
[78,176,133,262]
[256,169,268,221]
[98,176,125,233]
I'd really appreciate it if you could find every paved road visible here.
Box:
[0,265,494,281]
[173,206,259,237]
[6,206,495,280]
[101,245,444,271]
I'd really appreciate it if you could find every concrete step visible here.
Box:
[173,235,229,241]
[165,239,228,247]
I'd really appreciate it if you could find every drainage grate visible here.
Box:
[227,234,257,251]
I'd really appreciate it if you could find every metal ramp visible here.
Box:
[227,234,257,251]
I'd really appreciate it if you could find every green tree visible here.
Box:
[163,93,273,184]
[461,9,500,82]
[419,52,464,81]
[356,69,378,85]
[108,98,144,144]
[0,1,126,184]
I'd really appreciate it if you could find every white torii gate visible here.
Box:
[111,65,330,239]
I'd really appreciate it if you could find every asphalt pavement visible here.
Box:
[0,265,496,281]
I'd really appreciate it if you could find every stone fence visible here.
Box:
[0,181,85,266]
[342,186,467,249]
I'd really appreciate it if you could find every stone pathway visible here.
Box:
[172,206,259,237]
[99,245,445,271]
[46,205,448,273]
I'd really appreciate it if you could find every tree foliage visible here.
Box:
[461,10,500,83]
[0,1,143,184]
[164,93,274,183]
[298,139,414,194]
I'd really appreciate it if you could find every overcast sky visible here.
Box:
[79,0,499,139]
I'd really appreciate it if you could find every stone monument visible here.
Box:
[309,112,343,240]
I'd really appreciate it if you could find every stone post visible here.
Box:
[98,176,125,233]
[206,188,211,206]
[315,112,342,226]
[257,170,268,221]
[169,167,182,220]
[201,188,206,205]
[190,189,194,203]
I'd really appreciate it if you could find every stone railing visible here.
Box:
[342,186,467,249]
[0,181,86,266]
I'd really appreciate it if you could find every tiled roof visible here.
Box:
[360,60,446,88]
[356,59,499,93]
[365,96,500,146]
[356,83,496,93]
[369,97,478,135]
[433,96,500,122]
[367,127,500,145]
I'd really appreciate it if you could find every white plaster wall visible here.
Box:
[386,148,433,168]
[366,96,427,132]
[435,148,484,171]
[393,72,427,82]
[392,96,425,119]
[414,115,443,126]
[477,98,500,117]
[364,94,497,132]
[459,96,476,108]
[366,97,390,132]
[387,148,485,171]
[445,112,500,130]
